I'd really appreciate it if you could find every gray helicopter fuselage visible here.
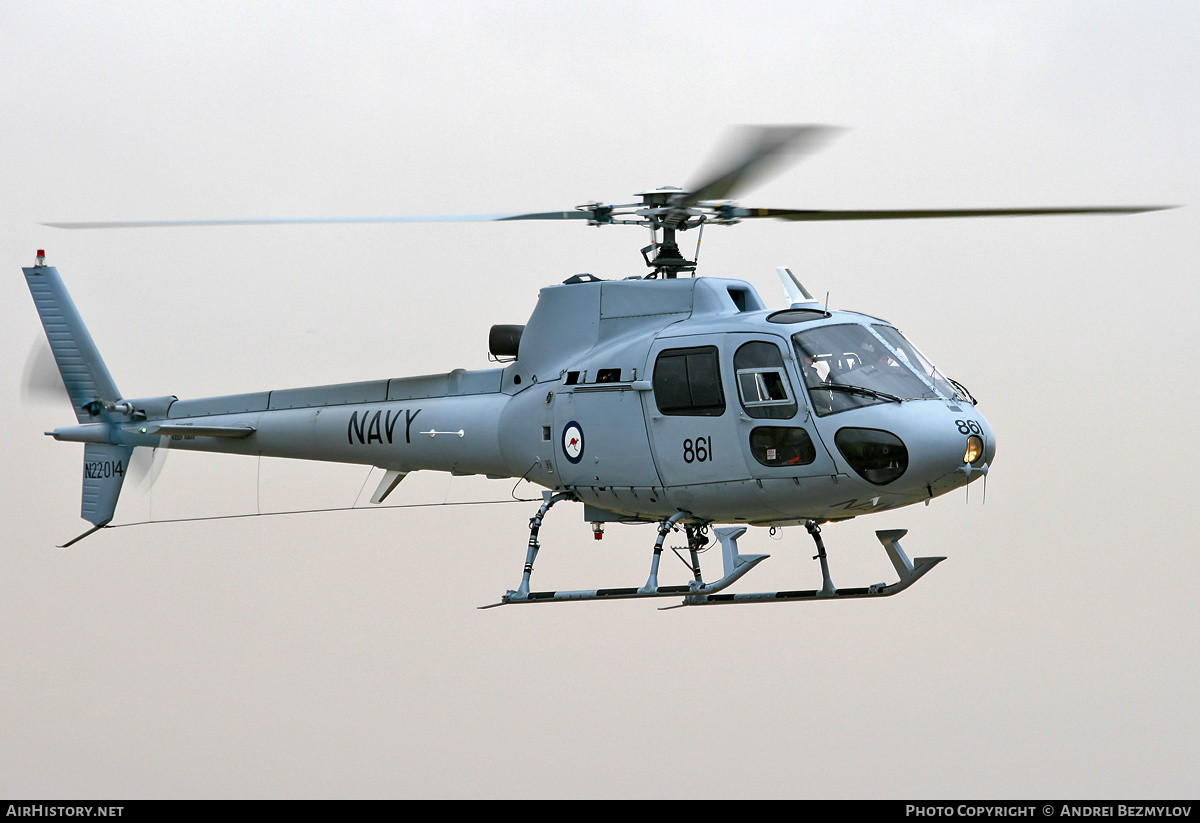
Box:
[54,274,994,527]
[492,275,994,524]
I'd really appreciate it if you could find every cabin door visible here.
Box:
[642,334,751,488]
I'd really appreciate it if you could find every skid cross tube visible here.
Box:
[806,519,837,597]
[641,511,688,592]
[511,491,572,599]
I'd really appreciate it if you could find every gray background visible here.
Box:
[2,1,1197,798]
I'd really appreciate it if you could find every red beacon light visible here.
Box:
[36,250,45,266]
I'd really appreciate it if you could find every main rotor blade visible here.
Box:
[682,125,842,206]
[43,211,595,229]
[735,205,1174,221]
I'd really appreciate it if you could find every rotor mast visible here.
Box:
[635,187,702,278]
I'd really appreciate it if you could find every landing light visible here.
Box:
[964,435,984,464]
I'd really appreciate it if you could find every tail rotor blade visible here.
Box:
[128,438,169,492]
[21,338,68,405]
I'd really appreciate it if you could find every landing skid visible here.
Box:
[482,524,769,607]
[673,529,944,607]
[481,497,944,609]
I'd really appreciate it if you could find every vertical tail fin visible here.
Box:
[80,443,134,525]
[23,256,121,423]
[23,253,130,541]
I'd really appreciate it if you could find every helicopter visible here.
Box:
[24,126,1167,608]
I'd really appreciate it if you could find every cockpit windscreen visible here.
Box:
[792,324,954,415]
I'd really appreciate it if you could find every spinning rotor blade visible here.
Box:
[43,211,596,230]
[21,338,68,405]
[22,339,171,492]
[42,122,1171,235]
[127,439,169,492]
[733,205,1172,221]
[682,125,842,205]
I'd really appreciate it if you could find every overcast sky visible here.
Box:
[2,1,1198,799]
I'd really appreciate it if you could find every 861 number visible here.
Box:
[683,437,712,464]
[955,419,983,435]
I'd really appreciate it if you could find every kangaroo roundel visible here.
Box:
[562,421,584,464]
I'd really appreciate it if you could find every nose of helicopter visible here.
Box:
[825,401,995,497]
[902,403,995,494]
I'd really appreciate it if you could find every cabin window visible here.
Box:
[734,341,797,420]
[749,426,817,467]
[653,346,725,416]
[834,427,908,485]
[766,308,830,324]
